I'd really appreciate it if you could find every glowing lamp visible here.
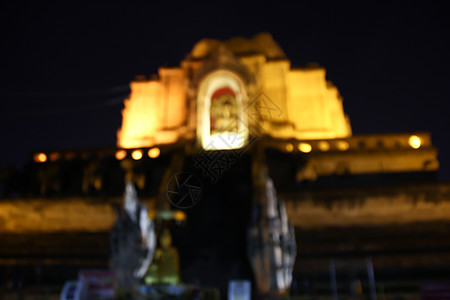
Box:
[131,150,143,160]
[34,153,47,163]
[174,210,187,222]
[298,143,312,153]
[115,150,127,160]
[409,135,421,149]
[318,141,330,151]
[148,147,160,158]
[49,152,60,162]
[336,141,350,151]
[285,143,294,152]
[65,152,75,160]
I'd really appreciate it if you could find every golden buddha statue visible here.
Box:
[145,228,180,285]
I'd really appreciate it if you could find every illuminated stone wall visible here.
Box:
[2,182,450,232]
[117,33,352,149]
[239,59,352,140]
[117,68,188,148]
[0,198,156,233]
[282,182,450,228]
[261,132,439,180]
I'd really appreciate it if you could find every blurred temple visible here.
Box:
[1,33,450,298]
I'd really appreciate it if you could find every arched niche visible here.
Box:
[197,70,248,150]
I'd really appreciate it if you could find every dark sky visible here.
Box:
[1,2,450,179]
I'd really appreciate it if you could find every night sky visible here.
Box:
[1,3,450,179]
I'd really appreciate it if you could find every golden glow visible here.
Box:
[205,133,246,150]
[298,143,312,153]
[336,140,350,151]
[318,141,330,152]
[197,71,248,150]
[115,150,127,160]
[131,150,143,160]
[117,69,186,149]
[49,152,60,162]
[65,152,75,160]
[34,153,47,163]
[284,67,352,140]
[285,143,294,152]
[148,147,160,158]
[117,36,353,150]
[174,210,187,222]
[409,135,422,149]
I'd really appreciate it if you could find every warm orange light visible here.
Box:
[34,153,47,163]
[409,135,421,149]
[65,152,75,160]
[148,147,160,158]
[131,150,143,160]
[283,66,352,140]
[117,69,186,149]
[318,141,330,152]
[174,210,187,222]
[117,37,354,149]
[336,141,350,151]
[198,71,248,150]
[115,150,127,160]
[49,152,60,162]
[285,143,294,152]
[298,143,312,153]
[148,210,156,220]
